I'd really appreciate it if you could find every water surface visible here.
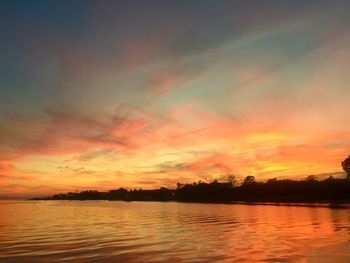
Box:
[0,201,349,262]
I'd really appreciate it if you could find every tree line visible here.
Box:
[32,176,350,203]
[32,155,350,203]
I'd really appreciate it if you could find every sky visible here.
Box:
[1,0,350,198]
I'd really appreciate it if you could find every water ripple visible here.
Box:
[0,201,350,262]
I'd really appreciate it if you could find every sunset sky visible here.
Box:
[1,0,350,198]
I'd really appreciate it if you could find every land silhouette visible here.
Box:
[32,175,350,204]
[32,156,350,204]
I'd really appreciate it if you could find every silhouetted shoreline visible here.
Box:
[31,177,350,208]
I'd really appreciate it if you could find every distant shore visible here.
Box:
[29,199,350,209]
[31,177,350,208]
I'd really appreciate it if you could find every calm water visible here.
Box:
[0,201,350,262]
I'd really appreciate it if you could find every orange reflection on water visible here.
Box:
[0,201,349,262]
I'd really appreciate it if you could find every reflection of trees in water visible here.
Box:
[329,208,350,237]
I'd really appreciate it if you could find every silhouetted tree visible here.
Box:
[267,178,278,184]
[226,174,237,187]
[176,183,183,189]
[211,179,219,184]
[325,175,334,181]
[342,155,350,179]
[243,175,256,185]
[306,175,316,181]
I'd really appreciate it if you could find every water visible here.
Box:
[0,201,349,262]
